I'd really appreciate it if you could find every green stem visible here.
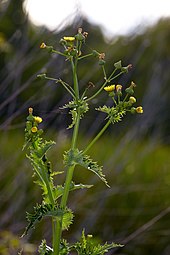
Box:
[86,70,124,102]
[71,57,79,100]
[102,65,107,80]
[78,52,94,60]
[45,76,76,98]
[52,49,67,57]
[55,55,81,255]
[83,120,111,154]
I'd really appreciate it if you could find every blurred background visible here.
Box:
[0,0,170,254]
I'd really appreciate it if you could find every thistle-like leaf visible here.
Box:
[34,140,56,158]
[22,203,73,237]
[73,229,123,255]
[38,240,53,255]
[61,100,89,129]
[64,149,109,187]
[96,106,126,124]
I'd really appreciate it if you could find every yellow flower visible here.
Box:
[31,126,38,133]
[63,37,75,42]
[104,85,115,92]
[129,96,136,104]
[40,42,46,49]
[34,116,43,124]
[136,106,143,114]
[116,84,122,91]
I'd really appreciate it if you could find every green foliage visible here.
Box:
[20,27,143,255]
[23,203,73,237]
[72,230,123,255]
[38,240,53,255]
[61,100,89,129]
[53,181,93,201]
[97,105,126,124]
[64,149,109,187]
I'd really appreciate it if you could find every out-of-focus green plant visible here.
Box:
[22,28,143,255]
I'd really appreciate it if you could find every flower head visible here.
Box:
[31,126,38,133]
[34,116,43,124]
[63,37,75,42]
[129,96,136,104]
[136,106,143,114]
[40,42,46,49]
[104,85,115,92]
[116,84,122,92]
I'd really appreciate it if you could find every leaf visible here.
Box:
[53,182,93,201]
[34,140,56,158]
[96,106,126,124]
[73,229,123,255]
[61,100,89,129]
[64,149,109,187]
[68,109,77,129]
[79,153,110,187]
[22,203,73,237]
[38,240,53,255]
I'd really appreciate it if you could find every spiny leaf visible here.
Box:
[73,229,123,255]
[64,149,109,187]
[96,106,126,124]
[38,240,53,255]
[34,140,56,158]
[61,100,89,129]
[22,203,73,237]
[79,153,110,187]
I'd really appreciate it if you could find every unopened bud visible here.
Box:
[114,60,122,69]
[129,96,136,104]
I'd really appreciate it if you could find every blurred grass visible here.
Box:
[0,129,170,254]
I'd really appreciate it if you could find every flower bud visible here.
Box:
[116,85,122,92]
[92,50,100,57]
[136,106,143,114]
[31,126,38,133]
[75,33,85,41]
[59,38,67,46]
[129,96,136,104]
[29,108,33,114]
[99,59,105,65]
[125,87,134,95]
[40,42,46,49]
[114,60,122,69]
[37,73,46,80]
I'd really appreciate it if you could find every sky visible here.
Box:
[24,0,170,37]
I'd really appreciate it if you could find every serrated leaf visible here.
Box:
[34,140,56,158]
[96,106,126,124]
[38,240,53,255]
[22,203,73,237]
[79,153,110,187]
[64,149,109,187]
[73,230,123,255]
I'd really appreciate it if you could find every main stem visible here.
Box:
[54,56,80,255]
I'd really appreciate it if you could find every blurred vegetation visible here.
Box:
[0,0,170,255]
